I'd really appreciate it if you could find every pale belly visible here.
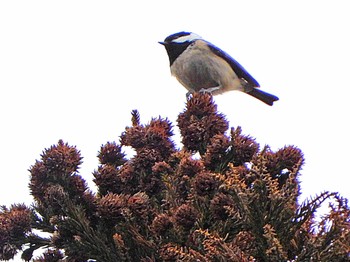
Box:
[171,51,243,95]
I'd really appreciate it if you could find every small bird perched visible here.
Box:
[159,31,279,106]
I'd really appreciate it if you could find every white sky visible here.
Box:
[1,0,349,226]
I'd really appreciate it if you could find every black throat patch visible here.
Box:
[163,42,192,66]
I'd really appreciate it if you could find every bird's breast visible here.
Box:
[170,42,242,94]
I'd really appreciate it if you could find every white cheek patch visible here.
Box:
[172,33,202,43]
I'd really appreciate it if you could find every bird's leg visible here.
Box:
[199,86,221,94]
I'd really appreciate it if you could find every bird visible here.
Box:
[159,31,279,106]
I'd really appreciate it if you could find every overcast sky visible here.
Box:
[1,0,349,220]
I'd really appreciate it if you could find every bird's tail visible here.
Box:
[246,88,279,106]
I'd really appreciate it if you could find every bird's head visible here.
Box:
[159,31,202,65]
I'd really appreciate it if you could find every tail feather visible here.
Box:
[247,88,279,106]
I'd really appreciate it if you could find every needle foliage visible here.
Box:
[1,93,349,261]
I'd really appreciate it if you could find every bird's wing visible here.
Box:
[207,42,260,87]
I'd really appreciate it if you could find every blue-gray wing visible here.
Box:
[207,42,260,87]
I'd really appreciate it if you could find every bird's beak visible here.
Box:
[158,41,166,45]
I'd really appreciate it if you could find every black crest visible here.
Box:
[163,31,191,43]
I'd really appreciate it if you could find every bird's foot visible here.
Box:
[199,86,220,94]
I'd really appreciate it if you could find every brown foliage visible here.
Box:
[1,93,349,261]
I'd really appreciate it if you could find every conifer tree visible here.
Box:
[0,93,349,261]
